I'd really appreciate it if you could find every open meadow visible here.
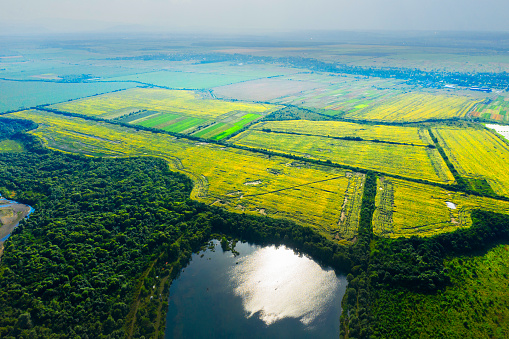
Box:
[373,177,509,238]
[7,110,364,242]
[0,140,24,153]
[230,126,454,184]
[373,243,509,338]
[50,88,281,139]
[433,126,509,197]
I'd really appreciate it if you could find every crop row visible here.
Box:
[230,129,455,184]
[373,177,509,238]
[432,126,509,197]
[344,93,480,122]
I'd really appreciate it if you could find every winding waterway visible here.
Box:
[165,240,347,339]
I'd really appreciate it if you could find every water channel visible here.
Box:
[165,240,347,339]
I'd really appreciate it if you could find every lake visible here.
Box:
[165,240,347,339]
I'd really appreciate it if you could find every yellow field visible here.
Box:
[230,129,454,184]
[433,126,509,197]
[50,88,279,120]
[373,177,509,238]
[344,93,480,122]
[253,120,434,145]
[7,110,363,242]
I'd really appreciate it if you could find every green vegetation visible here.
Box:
[0,138,359,338]
[6,110,362,242]
[49,88,279,139]
[212,113,261,140]
[372,177,509,238]
[433,126,509,197]
[343,93,479,122]
[0,118,37,140]
[370,210,509,338]
[471,95,509,122]
[0,140,24,153]
[373,243,509,338]
[192,122,226,138]
[135,113,179,128]
[0,152,208,338]
[340,171,377,339]
[162,117,205,133]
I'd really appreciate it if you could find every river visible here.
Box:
[165,240,347,339]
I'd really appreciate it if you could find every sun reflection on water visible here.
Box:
[230,245,341,326]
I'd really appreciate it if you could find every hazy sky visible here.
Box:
[2,0,509,34]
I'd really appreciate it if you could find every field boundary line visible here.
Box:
[241,175,343,197]
[252,129,434,148]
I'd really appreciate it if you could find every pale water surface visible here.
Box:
[165,240,347,339]
[485,124,509,141]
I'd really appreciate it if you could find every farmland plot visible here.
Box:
[272,74,404,115]
[231,129,454,184]
[470,95,509,122]
[7,110,363,242]
[50,87,280,139]
[433,126,509,197]
[373,177,509,238]
[344,93,479,122]
[253,120,433,146]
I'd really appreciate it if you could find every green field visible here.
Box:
[193,123,227,138]
[135,113,179,128]
[373,243,509,338]
[162,117,206,133]
[471,95,509,122]
[212,113,261,140]
[0,140,24,153]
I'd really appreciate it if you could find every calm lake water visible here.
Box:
[165,240,347,339]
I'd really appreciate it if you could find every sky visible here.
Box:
[2,0,509,35]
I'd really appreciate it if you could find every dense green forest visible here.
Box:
[0,152,211,338]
